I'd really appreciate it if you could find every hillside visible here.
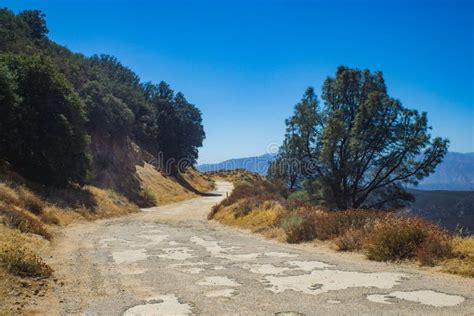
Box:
[0,8,211,206]
[0,9,213,313]
[407,189,474,233]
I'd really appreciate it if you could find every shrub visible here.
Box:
[220,181,283,208]
[0,183,20,206]
[416,235,452,266]
[287,190,310,203]
[280,212,315,243]
[208,204,220,220]
[334,228,367,251]
[0,203,51,240]
[142,188,158,206]
[16,186,44,214]
[0,246,52,278]
[364,216,450,262]
[442,237,474,277]
[312,209,385,240]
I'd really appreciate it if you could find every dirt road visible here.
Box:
[30,181,473,315]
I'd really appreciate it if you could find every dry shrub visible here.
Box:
[280,211,316,243]
[0,225,52,279]
[40,205,83,226]
[208,204,221,220]
[212,199,284,234]
[280,208,383,244]
[312,209,385,240]
[210,180,283,221]
[0,245,52,278]
[442,237,474,277]
[416,234,452,266]
[83,186,139,219]
[16,186,45,214]
[263,227,287,242]
[0,204,51,240]
[220,181,282,208]
[0,183,20,206]
[141,188,158,206]
[364,216,451,263]
[334,228,368,251]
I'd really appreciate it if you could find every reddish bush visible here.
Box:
[364,216,451,263]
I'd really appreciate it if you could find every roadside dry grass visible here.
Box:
[442,237,474,277]
[0,179,139,314]
[209,176,474,278]
[1,165,215,314]
[137,164,213,206]
[205,169,264,184]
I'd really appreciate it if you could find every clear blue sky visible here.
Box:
[4,0,473,163]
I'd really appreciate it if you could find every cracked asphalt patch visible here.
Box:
[29,182,474,315]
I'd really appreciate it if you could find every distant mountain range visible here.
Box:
[198,151,474,191]
[198,153,276,175]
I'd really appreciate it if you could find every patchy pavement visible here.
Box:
[29,182,474,315]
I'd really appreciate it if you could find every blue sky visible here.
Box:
[4,0,473,163]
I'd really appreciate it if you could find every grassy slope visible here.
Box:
[137,163,213,206]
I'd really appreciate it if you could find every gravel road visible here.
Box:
[30,181,473,315]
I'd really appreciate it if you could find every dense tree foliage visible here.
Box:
[144,82,205,172]
[269,66,449,210]
[18,10,48,39]
[0,8,205,185]
[0,55,90,185]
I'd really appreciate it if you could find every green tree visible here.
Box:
[0,54,90,186]
[174,92,205,166]
[18,10,48,39]
[279,66,448,209]
[145,82,205,173]
[82,81,135,138]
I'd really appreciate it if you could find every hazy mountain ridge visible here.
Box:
[198,151,474,191]
[198,153,276,175]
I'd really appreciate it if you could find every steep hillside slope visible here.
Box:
[406,189,474,233]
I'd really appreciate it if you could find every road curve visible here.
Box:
[29,181,474,315]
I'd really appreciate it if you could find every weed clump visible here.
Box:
[364,216,451,263]
[0,246,52,278]
[0,203,51,240]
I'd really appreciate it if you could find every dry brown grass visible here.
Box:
[213,200,284,234]
[0,225,51,277]
[137,163,196,205]
[0,225,52,315]
[16,186,45,214]
[0,203,51,240]
[181,168,214,192]
[0,183,20,206]
[81,186,139,219]
[441,237,474,277]
[206,169,264,184]
[363,216,452,264]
